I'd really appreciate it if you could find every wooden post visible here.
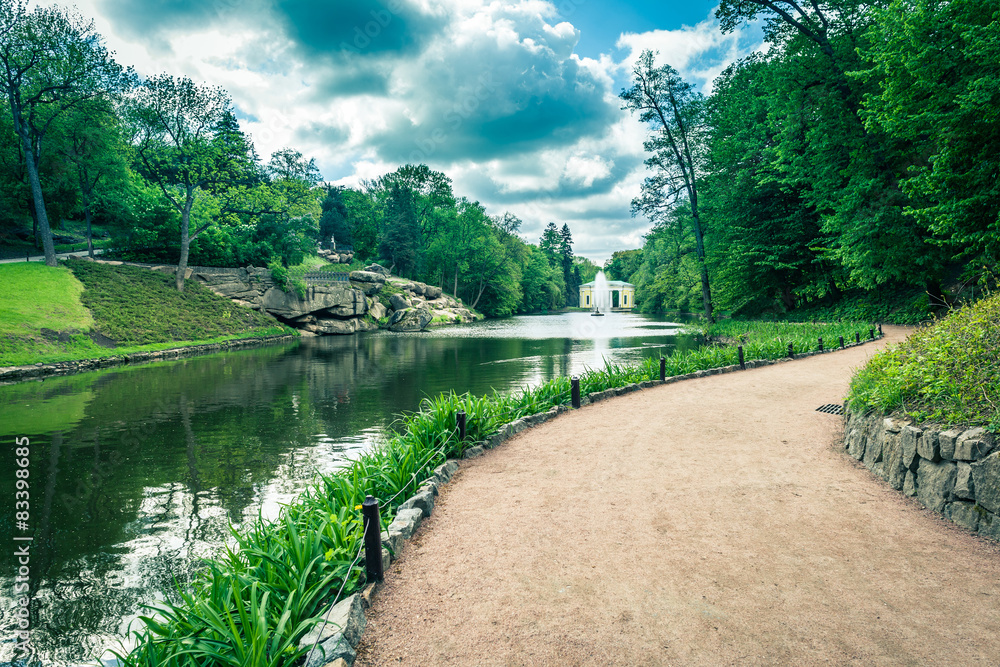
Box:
[788,342,794,358]
[878,323,883,335]
[818,337,823,352]
[869,328,875,340]
[362,496,384,583]
[839,335,844,349]
[855,332,860,344]
[571,376,581,409]
[659,356,666,382]
[738,346,745,370]
[456,411,467,442]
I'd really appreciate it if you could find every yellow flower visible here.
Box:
[354,504,362,510]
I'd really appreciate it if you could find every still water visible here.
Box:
[0,312,696,665]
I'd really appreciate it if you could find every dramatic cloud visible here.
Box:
[74,0,761,262]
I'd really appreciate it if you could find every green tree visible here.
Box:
[379,183,422,276]
[130,74,256,291]
[319,186,351,250]
[621,50,714,321]
[862,0,1000,277]
[0,0,133,265]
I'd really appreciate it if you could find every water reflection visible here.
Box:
[0,312,694,665]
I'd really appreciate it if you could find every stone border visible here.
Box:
[300,334,886,667]
[0,334,298,384]
[844,409,999,541]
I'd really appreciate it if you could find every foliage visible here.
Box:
[848,293,1000,429]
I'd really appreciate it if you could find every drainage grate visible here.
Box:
[816,404,844,415]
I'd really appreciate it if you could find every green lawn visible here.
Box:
[0,260,293,367]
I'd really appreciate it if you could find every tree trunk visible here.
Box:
[16,130,56,266]
[688,207,713,322]
[80,178,94,259]
[453,264,459,298]
[176,192,195,292]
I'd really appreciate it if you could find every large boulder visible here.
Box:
[261,284,362,320]
[349,271,386,296]
[369,301,387,321]
[387,306,433,332]
[971,451,1000,514]
[305,318,358,335]
[363,263,391,276]
[389,293,410,311]
[424,285,443,299]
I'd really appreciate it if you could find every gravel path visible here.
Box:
[355,327,1000,666]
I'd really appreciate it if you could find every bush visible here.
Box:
[848,293,1000,429]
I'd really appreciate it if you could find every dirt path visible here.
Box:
[356,327,1000,666]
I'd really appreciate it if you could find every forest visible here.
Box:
[0,0,598,318]
[2,0,995,322]
[611,0,998,322]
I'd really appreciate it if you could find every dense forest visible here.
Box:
[0,0,600,317]
[610,0,998,321]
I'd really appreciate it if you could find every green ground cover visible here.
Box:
[848,294,1000,430]
[118,318,871,666]
[0,261,291,366]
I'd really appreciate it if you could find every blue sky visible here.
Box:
[66,0,760,262]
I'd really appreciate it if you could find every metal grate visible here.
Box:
[303,271,350,284]
[816,404,844,415]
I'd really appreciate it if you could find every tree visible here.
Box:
[56,98,129,258]
[0,1,133,265]
[621,50,714,321]
[379,183,421,276]
[130,74,256,291]
[538,222,561,265]
[319,186,351,250]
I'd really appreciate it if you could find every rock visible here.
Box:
[410,282,426,296]
[349,270,386,284]
[261,284,363,320]
[369,301,387,321]
[883,418,904,434]
[971,451,1000,514]
[388,508,423,539]
[916,429,940,462]
[381,527,404,555]
[399,489,435,518]
[901,425,922,471]
[882,430,907,491]
[305,319,357,335]
[945,501,981,532]
[388,306,433,332]
[977,510,1000,541]
[862,425,884,470]
[955,462,975,500]
[955,427,994,461]
[360,582,380,610]
[299,593,365,667]
[846,417,867,460]
[938,429,961,460]
[425,285,443,299]
[915,458,956,512]
[433,460,459,484]
[364,263,391,276]
[463,445,484,459]
[389,293,410,311]
[323,659,350,667]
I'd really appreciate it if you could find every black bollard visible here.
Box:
[788,342,794,358]
[869,328,875,340]
[571,376,581,409]
[818,337,823,352]
[738,345,745,370]
[839,335,845,349]
[362,496,384,583]
[659,356,666,382]
[878,323,883,335]
[456,411,467,442]
[855,332,860,344]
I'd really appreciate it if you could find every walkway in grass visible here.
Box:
[355,326,1000,666]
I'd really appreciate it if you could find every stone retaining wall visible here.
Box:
[844,409,1000,540]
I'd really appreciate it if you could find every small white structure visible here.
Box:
[579,275,635,311]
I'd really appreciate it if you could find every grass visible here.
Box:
[0,261,292,367]
[116,317,876,666]
[848,293,1000,430]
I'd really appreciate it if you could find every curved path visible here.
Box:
[356,327,1000,666]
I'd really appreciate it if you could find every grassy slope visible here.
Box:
[0,261,292,367]
[848,293,1000,429]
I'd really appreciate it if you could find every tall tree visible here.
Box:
[621,50,714,321]
[379,183,421,277]
[130,74,255,291]
[0,0,133,265]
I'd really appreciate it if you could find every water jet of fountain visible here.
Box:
[592,270,610,316]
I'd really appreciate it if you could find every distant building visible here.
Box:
[579,280,635,310]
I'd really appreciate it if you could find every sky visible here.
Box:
[63,0,763,263]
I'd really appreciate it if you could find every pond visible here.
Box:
[0,311,698,666]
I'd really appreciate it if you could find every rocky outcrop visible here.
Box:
[844,409,999,540]
[387,306,433,332]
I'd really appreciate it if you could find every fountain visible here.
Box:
[591,270,610,316]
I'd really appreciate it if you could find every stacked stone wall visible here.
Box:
[844,410,1000,540]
